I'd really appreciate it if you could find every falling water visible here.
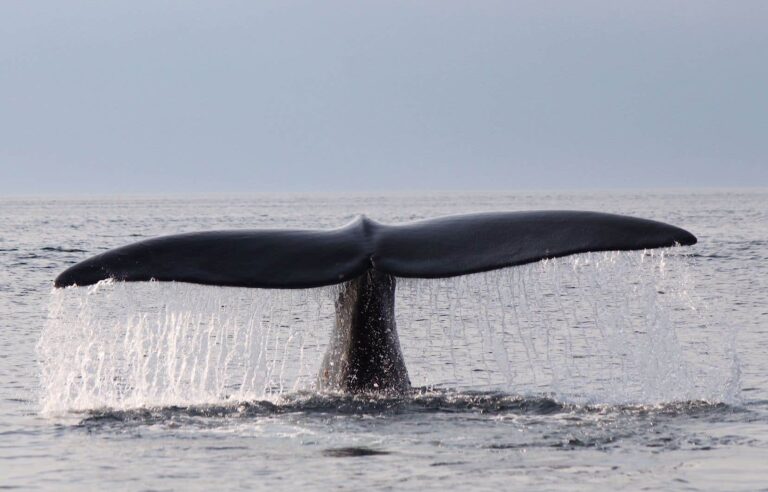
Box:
[38,249,739,414]
[396,249,740,404]
[39,282,340,413]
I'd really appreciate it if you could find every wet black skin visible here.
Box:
[318,270,410,393]
[53,211,697,394]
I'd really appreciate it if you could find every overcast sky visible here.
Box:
[1,1,766,194]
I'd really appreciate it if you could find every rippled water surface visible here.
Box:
[1,190,767,491]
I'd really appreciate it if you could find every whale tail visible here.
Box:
[53,211,696,394]
[54,211,696,289]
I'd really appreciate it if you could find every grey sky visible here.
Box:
[1,1,766,194]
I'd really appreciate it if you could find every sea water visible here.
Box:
[1,190,767,490]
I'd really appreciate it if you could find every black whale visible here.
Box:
[54,211,696,393]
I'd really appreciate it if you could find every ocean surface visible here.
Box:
[1,190,766,491]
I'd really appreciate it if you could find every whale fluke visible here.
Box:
[53,211,696,394]
[54,211,695,289]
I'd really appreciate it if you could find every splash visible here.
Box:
[396,249,740,404]
[38,249,739,414]
[39,282,338,413]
